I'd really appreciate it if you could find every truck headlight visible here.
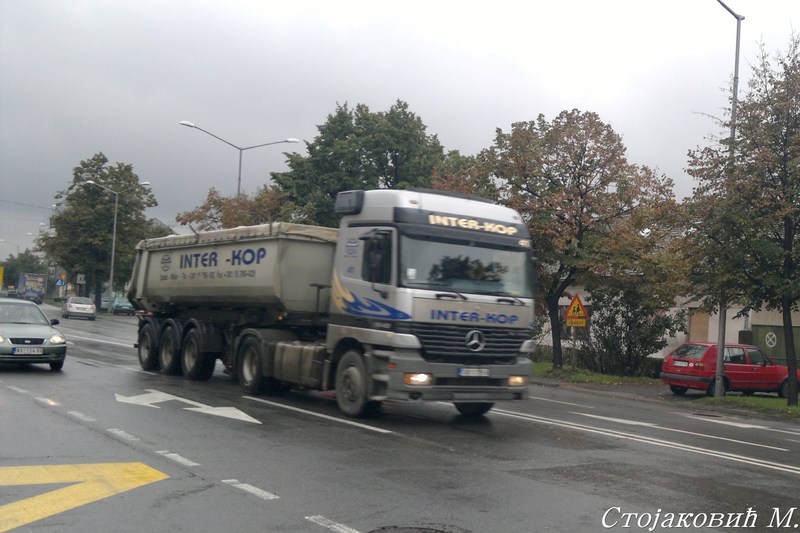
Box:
[404,373,432,386]
[508,376,528,387]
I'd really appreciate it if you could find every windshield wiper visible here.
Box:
[435,291,468,301]
[496,295,525,306]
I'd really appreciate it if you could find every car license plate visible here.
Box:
[459,367,490,377]
[13,347,43,355]
[673,360,688,367]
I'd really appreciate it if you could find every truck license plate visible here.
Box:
[13,347,43,355]
[458,367,489,377]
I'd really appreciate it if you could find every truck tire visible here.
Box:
[237,336,265,393]
[454,402,494,417]
[137,323,159,371]
[335,350,378,417]
[159,325,183,375]
[181,329,215,381]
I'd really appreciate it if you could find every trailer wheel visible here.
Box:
[159,325,182,375]
[454,402,494,417]
[238,337,264,393]
[182,329,215,381]
[137,323,159,371]
[335,350,374,417]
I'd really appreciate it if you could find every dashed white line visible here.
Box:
[222,479,280,500]
[107,428,140,441]
[156,450,200,466]
[68,411,96,422]
[6,386,29,394]
[306,515,362,533]
[35,397,59,406]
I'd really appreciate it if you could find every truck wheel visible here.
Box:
[454,402,494,417]
[137,324,159,371]
[159,325,182,375]
[335,350,372,417]
[182,329,215,381]
[237,337,264,393]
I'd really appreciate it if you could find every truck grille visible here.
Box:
[397,323,529,364]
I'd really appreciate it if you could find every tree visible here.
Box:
[37,153,159,306]
[271,100,444,227]
[1,250,47,292]
[484,109,679,369]
[175,185,294,231]
[687,35,800,405]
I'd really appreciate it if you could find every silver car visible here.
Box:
[0,298,67,371]
[62,296,97,320]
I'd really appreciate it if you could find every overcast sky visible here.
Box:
[0,0,797,257]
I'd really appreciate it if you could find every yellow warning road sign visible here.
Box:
[0,462,168,532]
[564,294,588,327]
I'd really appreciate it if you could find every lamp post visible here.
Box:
[179,120,300,196]
[85,180,151,312]
[714,0,744,398]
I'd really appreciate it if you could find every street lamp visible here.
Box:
[714,0,744,398]
[85,180,151,312]
[179,120,300,196]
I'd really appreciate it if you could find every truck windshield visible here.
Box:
[399,233,532,297]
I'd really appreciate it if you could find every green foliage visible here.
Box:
[37,153,158,303]
[271,100,444,227]
[687,34,800,405]
[175,185,295,230]
[480,109,680,369]
[576,284,686,376]
[1,250,47,289]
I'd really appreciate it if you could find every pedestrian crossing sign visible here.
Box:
[564,294,587,327]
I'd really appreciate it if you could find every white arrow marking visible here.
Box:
[116,389,261,424]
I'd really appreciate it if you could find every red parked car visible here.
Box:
[661,342,800,397]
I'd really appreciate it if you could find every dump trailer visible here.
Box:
[128,189,535,417]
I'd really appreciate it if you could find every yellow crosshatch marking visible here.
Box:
[0,462,168,532]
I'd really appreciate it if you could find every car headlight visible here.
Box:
[0,335,5,343]
[49,334,66,345]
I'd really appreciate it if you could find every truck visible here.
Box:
[128,189,535,417]
[18,273,46,304]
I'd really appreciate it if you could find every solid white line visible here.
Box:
[493,408,800,476]
[306,515,362,533]
[576,412,789,451]
[68,411,96,422]
[65,333,135,348]
[529,395,596,409]
[107,428,140,441]
[221,479,280,500]
[243,396,393,435]
[156,450,200,466]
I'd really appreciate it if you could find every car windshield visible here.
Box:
[399,233,533,297]
[672,344,709,359]
[114,299,132,306]
[71,297,93,305]
[0,302,49,325]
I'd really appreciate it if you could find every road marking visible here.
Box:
[577,413,788,451]
[687,416,767,429]
[107,428,140,442]
[243,396,394,435]
[156,450,200,467]
[221,479,280,500]
[35,397,59,407]
[6,386,29,394]
[68,411,96,422]
[494,408,800,476]
[116,389,261,423]
[64,333,134,348]
[0,462,168,532]
[528,395,596,409]
[306,515,362,533]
